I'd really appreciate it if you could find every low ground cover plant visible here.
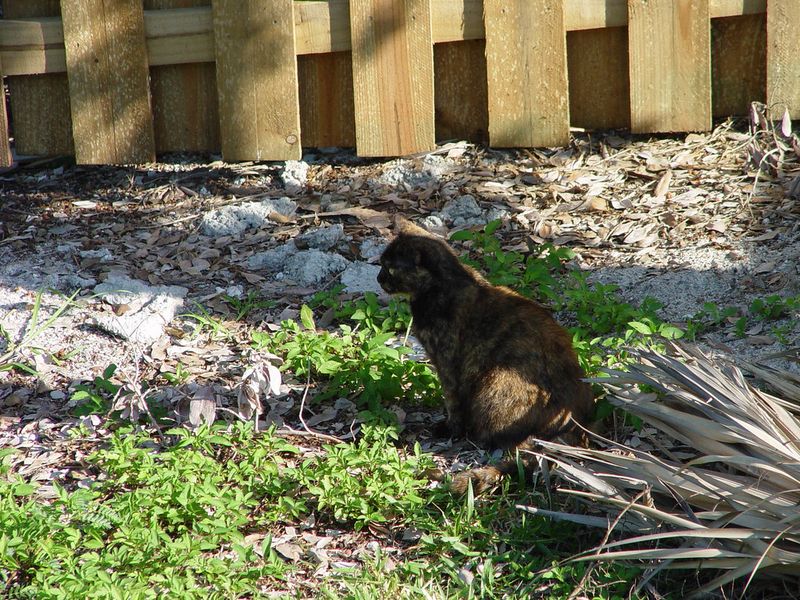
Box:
[4,221,797,598]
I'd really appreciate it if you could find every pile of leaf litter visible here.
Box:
[0,104,799,595]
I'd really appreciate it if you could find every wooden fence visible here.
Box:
[0,0,797,167]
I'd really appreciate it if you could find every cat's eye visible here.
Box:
[387,267,399,276]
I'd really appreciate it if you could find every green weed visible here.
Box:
[0,289,80,374]
[223,291,275,321]
[301,425,434,530]
[162,362,191,385]
[252,304,439,412]
[70,364,122,416]
[182,303,233,340]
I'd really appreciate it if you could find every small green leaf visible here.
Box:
[300,305,316,330]
[627,321,652,335]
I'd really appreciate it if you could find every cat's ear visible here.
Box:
[393,215,431,237]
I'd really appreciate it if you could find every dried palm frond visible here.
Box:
[523,343,800,597]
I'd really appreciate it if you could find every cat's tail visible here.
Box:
[447,457,529,495]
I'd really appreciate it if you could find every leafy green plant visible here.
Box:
[451,220,574,303]
[162,362,190,385]
[182,303,232,340]
[685,301,740,338]
[70,364,121,416]
[301,424,434,530]
[0,289,79,374]
[0,424,302,599]
[252,305,439,410]
[749,294,799,321]
[223,291,275,321]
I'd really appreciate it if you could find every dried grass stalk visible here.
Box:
[524,343,800,596]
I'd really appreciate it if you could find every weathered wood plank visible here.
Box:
[568,27,630,130]
[144,0,218,153]
[485,0,569,147]
[711,14,766,117]
[212,0,300,161]
[1,0,73,156]
[434,40,488,143]
[349,0,435,156]
[294,0,351,54]
[0,1,772,76]
[767,0,800,119]
[0,54,12,166]
[298,52,355,148]
[628,0,712,132]
[60,0,155,163]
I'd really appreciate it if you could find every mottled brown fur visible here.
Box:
[378,217,594,493]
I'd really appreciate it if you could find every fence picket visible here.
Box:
[0,54,11,166]
[434,40,488,144]
[711,14,766,118]
[2,0,73,156]
[298,52,355,149]
[568,27,630,130]
[628,0,712,132]
[484,0,570,147]
[0,1,786,162]
[212,0,301,161]
[61,0,155,163]
[145,0,219,153]
[767,0,800,119]
[349,0,435,157]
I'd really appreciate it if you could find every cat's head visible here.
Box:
[377,217,457,297]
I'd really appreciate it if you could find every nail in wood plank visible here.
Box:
[484,0,570,147]
[212,0,301,161]
[767,0,800,119]
[628,0,711,132]
[349,0,435,157]
[60,0,155,164]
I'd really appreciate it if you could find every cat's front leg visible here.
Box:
[435,392,465,438]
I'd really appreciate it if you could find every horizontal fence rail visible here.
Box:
[0,0,795,165]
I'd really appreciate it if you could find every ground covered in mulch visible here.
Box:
[1,110,799,589]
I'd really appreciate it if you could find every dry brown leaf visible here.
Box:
[623,226,652,245]
[274,542,304,562]
[654,170,672,198]
[576,197,608,212]
[781,108,793,138]
[189,385,217,428]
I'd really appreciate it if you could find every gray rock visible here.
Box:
[360,238,387,260]
[441,195,484,227]
[379,161,434,188]
[341,262,383,295]
[247,241,298,271]
[47,273,97,291]
[485,206,511,223]
[79,248,113,262]
[419,214,445,230]
[296,224,346,251]
[92,274,188,345]
[200,197,297,236]
[281,250,349,286]
[282,160,309,194]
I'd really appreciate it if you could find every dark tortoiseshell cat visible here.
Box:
[378,217,594,493]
